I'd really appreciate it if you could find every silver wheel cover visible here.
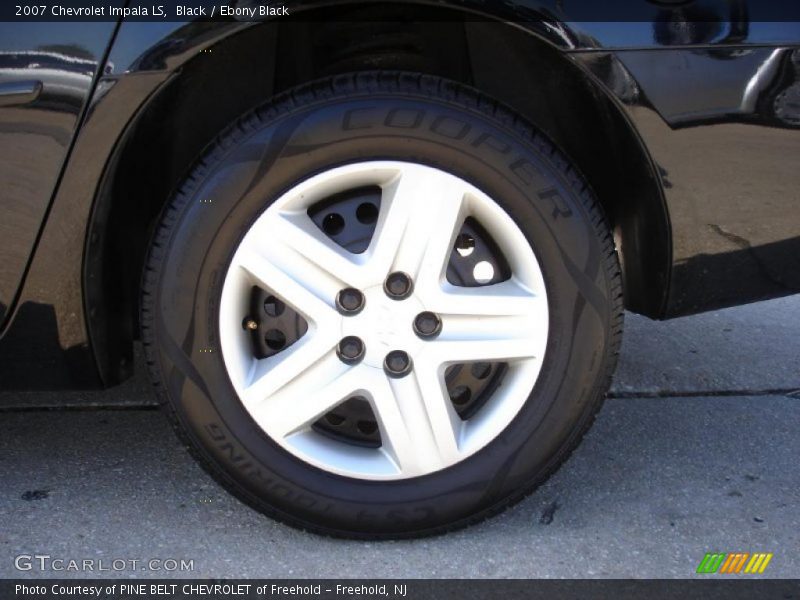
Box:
[219,161,549,480]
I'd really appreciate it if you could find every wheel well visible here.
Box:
[88,3,669,385]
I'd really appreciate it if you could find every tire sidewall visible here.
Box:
[152,88,614,535]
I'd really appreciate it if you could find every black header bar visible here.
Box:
[3,0,800,23]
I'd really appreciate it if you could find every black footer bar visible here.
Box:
[4,579,800,600]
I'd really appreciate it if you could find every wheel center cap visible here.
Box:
[340,285,425,369]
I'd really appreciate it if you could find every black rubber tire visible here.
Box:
[141,71,623,539]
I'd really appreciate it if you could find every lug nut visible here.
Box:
[413,311,442,338]
[384,350,412,378]
[336,287,365,315]
[337,336,365,364]
[384,272,413,300]
[243,318,259,331]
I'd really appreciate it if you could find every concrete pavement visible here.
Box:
[0,296,799,578]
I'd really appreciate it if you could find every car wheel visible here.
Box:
[141,72,623,538]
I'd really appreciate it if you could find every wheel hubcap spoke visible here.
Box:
[246,351,361,440]
[250,212,358,301]
[370,164,467,285]
[423,280,547,363]
[234,246,338,327]
[239,331,339,407]
[370,365,462,476]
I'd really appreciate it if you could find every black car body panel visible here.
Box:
[0,1,798,389]
[575,46,800,315]
[0,22,120,326]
